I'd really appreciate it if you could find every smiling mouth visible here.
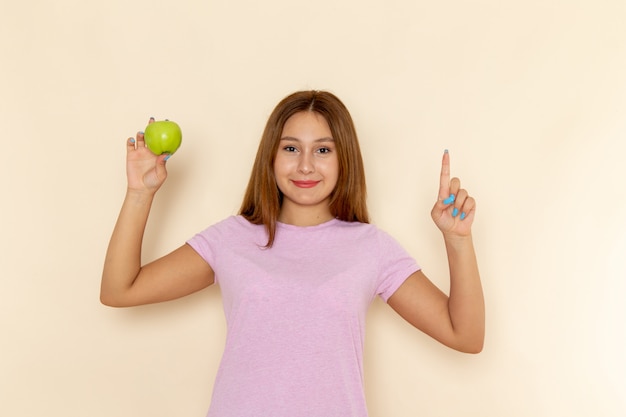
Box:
[292,180,320,188]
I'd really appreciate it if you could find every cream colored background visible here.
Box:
[1,0,625,416]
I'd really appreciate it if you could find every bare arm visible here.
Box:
[388,151,485,353]
[100,126,214,307]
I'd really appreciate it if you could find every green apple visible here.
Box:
[144,120,182,155]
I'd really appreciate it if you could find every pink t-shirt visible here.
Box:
[187,215,420,417]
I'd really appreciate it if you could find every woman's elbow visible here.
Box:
[455,335,484,354]
[462,342,484,354]
[99,289,131,308]
[100,293,121,307]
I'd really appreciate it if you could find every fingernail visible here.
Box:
[460,212,466,220]
[139,131,144,135]
[443,194,455,205]
[129,138,135,144]
[452,207,459,217]
[164,154,171,161]
[444,149,449,154]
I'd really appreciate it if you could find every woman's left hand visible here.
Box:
[431,150,476,237]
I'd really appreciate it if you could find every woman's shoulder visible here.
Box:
[338,220,409,250]
[213,214,259,230]
[332,219,392,241]
[193,215,262,238]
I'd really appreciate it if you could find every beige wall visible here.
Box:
[2,0,625,416]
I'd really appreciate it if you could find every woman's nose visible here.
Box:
[297,153,314,174]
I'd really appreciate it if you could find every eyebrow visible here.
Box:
[280,136,335,143]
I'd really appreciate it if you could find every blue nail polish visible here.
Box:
[452,207,459,217]
[139,131,144,135]
[443,194,455,205]
[444,149,449,154]
[129,138,135,144]
[164,154,171,161]
[460,212,466,220]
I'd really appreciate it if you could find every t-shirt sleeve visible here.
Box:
[374,229,421,302]
[186,219,230,283]
[187,230,215,265]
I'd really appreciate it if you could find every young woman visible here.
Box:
[101,90,484,417]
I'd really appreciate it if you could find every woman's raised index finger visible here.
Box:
[439,149,451,200]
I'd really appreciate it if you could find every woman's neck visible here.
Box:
[277,205,334,227]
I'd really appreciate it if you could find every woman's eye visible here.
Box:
[284,146,297,152]
[317,147,331,154]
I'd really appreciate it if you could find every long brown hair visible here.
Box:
[239,90,369,247]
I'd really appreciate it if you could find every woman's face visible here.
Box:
[274,111,339,223]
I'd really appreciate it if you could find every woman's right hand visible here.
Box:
[102,118,212,308]
[126,118,169,194]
